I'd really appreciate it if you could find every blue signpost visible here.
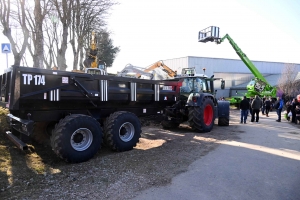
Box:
[1,43,11,68]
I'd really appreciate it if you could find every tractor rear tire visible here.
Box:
[188,98,214,132]
[51,114,102,163]
[104,111,141,152]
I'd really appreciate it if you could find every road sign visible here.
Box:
[1,43,11,53]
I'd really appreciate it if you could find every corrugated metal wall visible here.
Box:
[163,56,300,98]
[164,56,300,76]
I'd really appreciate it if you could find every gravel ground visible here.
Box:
[0,112,241,200]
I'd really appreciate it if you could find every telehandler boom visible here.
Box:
[198,26,277,104]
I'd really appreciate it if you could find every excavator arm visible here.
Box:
[117,64,154,79]
[83,31,98,69]
[144,60,177,78]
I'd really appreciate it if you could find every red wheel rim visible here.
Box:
[204,104,213,126]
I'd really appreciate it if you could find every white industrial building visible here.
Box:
[163,56,300,99]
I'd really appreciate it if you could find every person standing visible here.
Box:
[264,97,271,117]
[274,96,284,122]
[261,96,266,115]
[240,96,250,124]
[297,95,300,123]
[285,101,292,121]
[249,97,254,116]
[251,95,263,123]
[291,98,298,124]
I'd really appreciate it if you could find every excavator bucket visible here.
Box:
[198,26,220,43]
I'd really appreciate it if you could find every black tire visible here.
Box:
[50,114,102,163]
[103,111,141,152]
[161,120,180,129]
[188,97,214,132]
[218,117,229,126]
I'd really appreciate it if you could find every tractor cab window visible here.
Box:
[180,77,206,93]
[194,77,206,92]
[180,78,192,93]
[248,80,255,86]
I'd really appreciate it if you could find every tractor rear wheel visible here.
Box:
[188,98,214,132]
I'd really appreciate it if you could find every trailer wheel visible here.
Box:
[188,97,214,132]
[104,111,141,152]
[218,117,229,126]
[161,120,180,129]
[51,114,102,163]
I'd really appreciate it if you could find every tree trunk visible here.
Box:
[57,25,68,71]
[33,0,44,68]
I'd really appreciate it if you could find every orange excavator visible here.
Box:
[75,31,106,75]
[83,31,98,69]
[144,60,177,78]
[117,60,177,80]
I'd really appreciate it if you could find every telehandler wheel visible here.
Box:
[188,97,214,132]
[104,111,141,152]
[51,114,102,163]
[218,117,229,126]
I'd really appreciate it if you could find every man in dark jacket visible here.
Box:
[251,95,263,123]
[240,96,250,124]
[261,96,266,115]
[264,97,272,117]
[291,98,299,124]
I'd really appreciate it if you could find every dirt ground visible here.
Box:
[0,111,242,200]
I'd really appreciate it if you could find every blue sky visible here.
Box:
[0,0,299,73]
[106,0,300,73]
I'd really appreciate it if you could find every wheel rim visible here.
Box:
[119,122,135,142]
[204,104,213,126]
[70,128,93,151]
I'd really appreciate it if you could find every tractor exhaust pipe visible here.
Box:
[6,131,28,151]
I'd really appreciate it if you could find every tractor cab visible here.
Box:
[173,67,221,101]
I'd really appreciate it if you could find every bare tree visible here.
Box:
[43,14,58,69]
[277,63,299,100]
[0,0,29,66]
[51,0,74,71]
[1,0,117,70]
[70,0,116,70]
[26,0,51,68]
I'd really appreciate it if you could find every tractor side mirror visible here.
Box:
[221,80,225,89]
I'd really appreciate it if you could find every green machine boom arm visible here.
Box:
[217,34,267,83]
[198,26,277,99]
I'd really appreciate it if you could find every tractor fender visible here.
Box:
[217,100,230,119]
[187,93,216,107]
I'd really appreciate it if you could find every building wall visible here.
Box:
[163,56,300,98]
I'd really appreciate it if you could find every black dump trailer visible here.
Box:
[0,66,229,163]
